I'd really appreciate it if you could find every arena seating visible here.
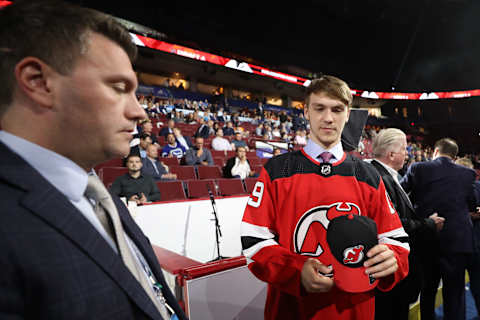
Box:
[216,178,246,196]
[197,166,223,180]
[169,165,197,180]
[155,180,187,201]
[185,179,217,199]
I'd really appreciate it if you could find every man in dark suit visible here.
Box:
[142,144,177,181]
[158,119,176,138]
[0,2,187,319]
[401,138,476,320]
[368,128,444,320]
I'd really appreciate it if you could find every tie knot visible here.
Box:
[318,151,334,163]
[85,174,110,202]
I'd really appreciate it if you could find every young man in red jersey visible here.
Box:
[240,75,410,320]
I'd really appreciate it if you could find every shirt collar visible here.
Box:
[368,158,400,183]
[303,139,344,163]
[0,131,88,202]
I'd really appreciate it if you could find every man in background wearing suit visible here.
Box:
[0,1,187,319]
[368,128,444,320]
[143,144,177,181]
[401,138,476,320]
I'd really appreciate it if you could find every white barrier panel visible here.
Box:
[185,266,266,320]
[135,196,249,263]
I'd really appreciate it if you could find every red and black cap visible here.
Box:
[326,214,379,293]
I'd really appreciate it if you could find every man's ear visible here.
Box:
[14,57,57,109]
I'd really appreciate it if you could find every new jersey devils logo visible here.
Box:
[343,245,364,264]
[294,202,361,256]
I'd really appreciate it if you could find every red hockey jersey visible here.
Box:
[241,150,409,320]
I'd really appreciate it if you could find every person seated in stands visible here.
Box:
[255,123,264,136]
[272,124,281,138]
[232,132,250,151]
[273,148,283,157]
[223,121,235,136]
[294,129,308,146]
[159,118,176,137]
[140,120,158,144]
[212,128,234,151]
[161,133,186,158]
[217,107,225,122]
[263,124,274,140]
[173,110,184,123]
[110,154,161,205]
[223,147,258,179]
[184,137,214,166]
[185,112,197,124]
[195,119,215,138]
[173,127,193,150]
[130,133,152,159]
[142,145,177,181]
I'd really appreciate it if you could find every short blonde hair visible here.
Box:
[305,75,353,107]
[372,128,406,158]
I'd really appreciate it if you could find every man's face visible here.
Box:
[217,129,224,137]
[391,138,408,171]
[237,147,246,160]
[235,133,242,141]
[195,138,204,149]
[52,33,146,167]
[140,136,152,149]
[146,145,158,159]
[142,122,152,133]
[126,156,142,172]
[304,92,350,149]
[168,119,175,128]
[167,133,176,145]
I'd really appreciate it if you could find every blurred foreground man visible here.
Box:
[0,1,186,319]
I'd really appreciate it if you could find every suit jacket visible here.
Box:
[142,158,168,181]
[371,159,435,242]
[194,124,211,139]
[401,156,476,254]
[0,142,187,320]
[158,127,174,138]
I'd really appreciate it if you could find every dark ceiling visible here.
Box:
[70,0,480,93]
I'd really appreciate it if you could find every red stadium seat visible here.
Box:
[160,157,180,166]
[213,157,225,168]
[94,158,124,173]
[155,180,187,201]
[169,165,197,180]
[197,165,222,180]
[211,150,227,158]
[244,177,259,194]
[216,178,247,196]
[98,167,128,188]
[185,179,217,199]
[247,157,262,166]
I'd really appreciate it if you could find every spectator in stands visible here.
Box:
[217,107,225,122]
[368,128,443,320]
[130,133,152,158]
[292,112,307,131]
[401,138,476,320]
[161,133,186,159]
[111,154,161,204]
[0,2,186,318]
[263,124,273,140]
[223,120,235,136]
[255,123,264,136]
[142,145,177,181]
[140,120,158,144]
[212,128,234,151]
[159,118,176,137]
[272,124,281,138]
[223,147,258,179]
[184,137,214,166]
[173,127,193,150]
[294,129,307,146]
[273,148,282,156]
[232,132,249,151]
[194,117,209,138]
